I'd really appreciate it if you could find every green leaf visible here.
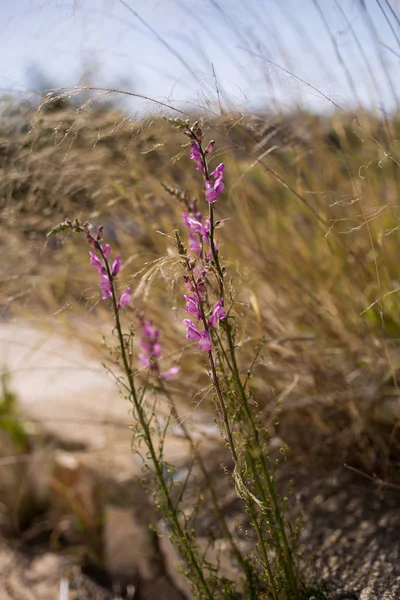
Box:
[46,219,73,238]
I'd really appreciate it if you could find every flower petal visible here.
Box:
[118,286,131,309]
[161,366,181,380]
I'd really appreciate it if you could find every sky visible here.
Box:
[1,0,400,115]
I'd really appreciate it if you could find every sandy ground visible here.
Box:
[1,319,400,599]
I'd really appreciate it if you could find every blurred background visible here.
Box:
[1,1,400,599]
[2,0,400,113]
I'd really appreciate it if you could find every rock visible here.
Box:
[49,450,103,550]
[0,542,112,599]
[104,505,163,583]
[0,321,132,450]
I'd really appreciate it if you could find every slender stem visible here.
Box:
[222,315,299,596]
[98,245,214,600]
[187,131,300,598]
[155,373,258,599]
[206,338,279,598]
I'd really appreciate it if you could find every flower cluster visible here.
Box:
[183,139,224,257]
[189,141,204,172]
[205,163,225,204]
[182,275,226,353]
[182,135,227,352]
[139,321,180,379]
[138,321,162,369]
[89,240,130,310]
[182,212,210,253]
[189,139,225,205]
[183,298,226,353]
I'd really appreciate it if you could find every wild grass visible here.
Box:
[2,98,400,478]
[1,3,400,598]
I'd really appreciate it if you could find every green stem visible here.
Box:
[223,316,299,598]
[189,133,300,598]
[156,373,258,600]
[100,247,214,600]
[207,348,278,599]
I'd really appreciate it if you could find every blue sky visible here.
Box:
[1,0,400,114]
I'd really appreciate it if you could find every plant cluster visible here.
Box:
[48,120,323,599]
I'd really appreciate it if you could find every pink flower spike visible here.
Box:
[102,244,111,259]
[188,232,201,253]
[199,331,212,352]
[139,353,150,369]
[161,366,181,380]
[205,140,215,155]
[153,342,162,358]
[100,274,112,300]
[112,254,122,277]
[209,299,227,328]
[89,252,103,275]
[139,340,151,354]
[186,216,206,236]
[184,294,201,320]
[118,287,131,310]
[211,163,225,180]
[183,319,202,342]
[182,212,191,229]
[196,280,206,299]
[189,141,203,171]
[183,320,212,352]
[214,176,224,196]
[205,181,218,204]
[143,322,159,341]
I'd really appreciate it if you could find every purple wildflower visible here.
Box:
[139,321,162,369]
[89,252,104,275]
[112,254,122,277]
[100,274,112,300]
[138,353,150,369]
[211,163,225,180]
[209,299,226,327]
[190,141,204,172]
[198,332,212,352]
[188,231,201,252]
[138,321,180,378]
[186,215,205,235]
[184,294,201,320]
[182,212,191,229]
[182,213,208,238]
[205,177,224,204]
[161,366,181,380]
[205,163,225,204]
[204,140,215,155]
[182,213,210,249]
[183,319,212,353]
[143,322,160,341]
[103,244,111,260]
[118,287,131,310]
[182,212,210,252]
[183,275,206,301]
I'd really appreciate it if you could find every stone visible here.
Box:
[104,505,163,583]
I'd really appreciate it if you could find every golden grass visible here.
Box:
[3,97,400,474]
